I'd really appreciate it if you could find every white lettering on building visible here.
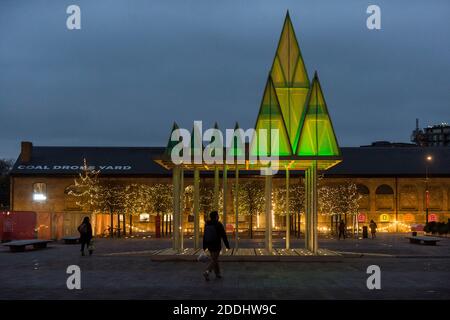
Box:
[16,165,132,171]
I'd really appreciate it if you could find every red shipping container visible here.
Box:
[0,211,37,241]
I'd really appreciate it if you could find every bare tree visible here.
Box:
[274,178,305,237]
[148,184,173,236]
[233,181,265,238]
[123,183,152,235]
[68,160,126,237]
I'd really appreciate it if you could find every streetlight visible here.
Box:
[425,155,432,224]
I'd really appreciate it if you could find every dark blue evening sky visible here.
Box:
[1,0,449,159]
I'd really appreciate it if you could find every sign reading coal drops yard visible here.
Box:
[16,165,132,171]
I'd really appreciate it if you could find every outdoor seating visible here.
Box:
[2,239,53,252]
[405,236,441,246]
[62,236,79,244]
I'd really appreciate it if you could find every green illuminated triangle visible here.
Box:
[270,11,310,152]
[296,72,340,156]
[250,77,292,157]
[165,122,180,156]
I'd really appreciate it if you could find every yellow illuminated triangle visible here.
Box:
[271,12,309,87]
[250,77,292,157]
[270,11,310,152]
[296,72,340,156]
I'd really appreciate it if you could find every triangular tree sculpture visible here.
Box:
[296,72,340,156]
[270,11,310,152]
[250,76,292,157]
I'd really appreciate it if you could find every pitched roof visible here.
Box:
[11,146,168,176]
[10,145,450,177]
[326,147,450,177]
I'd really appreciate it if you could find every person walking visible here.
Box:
[338,219,346,240]
[77,217,93,256]
[202,211,230,281]
[369,219,377,239]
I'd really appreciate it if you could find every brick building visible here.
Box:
[7,141,450,239]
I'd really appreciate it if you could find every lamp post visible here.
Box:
[425,155,432,224]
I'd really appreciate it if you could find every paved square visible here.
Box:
[1,234,449,299]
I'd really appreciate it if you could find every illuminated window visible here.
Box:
[139,213,150,222]
[33,182,47,201]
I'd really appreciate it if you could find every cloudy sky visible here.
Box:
[0,0,449,159]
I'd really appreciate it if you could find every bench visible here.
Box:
[2,239,53,252]
[406,236,441,246]
[62,236,80,244]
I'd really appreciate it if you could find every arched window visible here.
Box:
[32,182,47,201]
[375,184,394,195]
[356,184,370,209]
[375,184,394,210]
[357,184,370,195]
[400,185,418,210]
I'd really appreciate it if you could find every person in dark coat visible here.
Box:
[338,219,346,240]
[202,211,230,281]
[77,216,93,256]
[369,220,377,239]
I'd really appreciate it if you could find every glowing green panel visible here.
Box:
[250,77,292,157]
[296,74,340,156]
[276,87,309,152]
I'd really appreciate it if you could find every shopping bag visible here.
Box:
[88,240,95,253]
[197,250,210,263]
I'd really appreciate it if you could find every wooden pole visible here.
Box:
[305,169,310,250]
[193,168,200,249]
[179,167,184,251]
[123,214,126,236]
[265,171,273,253]
[234,166,239,249]
[285,168,290,249]
[311,161,318,254]
[222,165,228,231]
[214,167,220,211]
[172,166,180,251]
[305,163,318,253]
